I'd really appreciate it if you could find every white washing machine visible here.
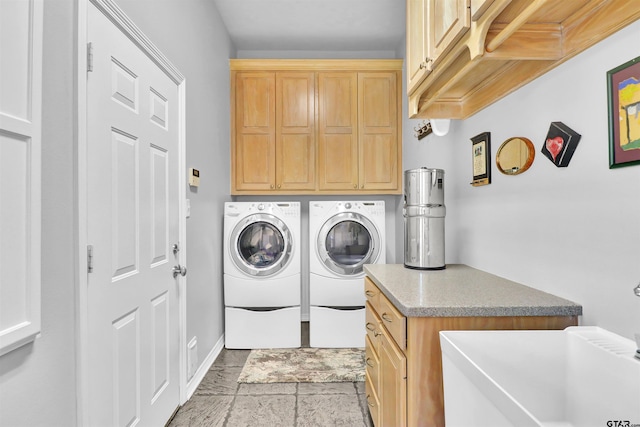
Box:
[224,201,301,349]
[309,201,386,348]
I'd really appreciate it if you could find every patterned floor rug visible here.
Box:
[237,347,365,383]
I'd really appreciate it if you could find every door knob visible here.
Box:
[172,264,187,278]
[634,282,640,297]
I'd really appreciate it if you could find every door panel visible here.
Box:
[235,73,275,190]
[358,73,398,190]
[87,4,180,426]
[407,0,430,93]
[276,72,315,190]
[428,0,471,65]
[0,0,42,357]
[317,73,358,190]
[150,145,169,265]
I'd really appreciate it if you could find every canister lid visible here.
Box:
[404,167,445,174]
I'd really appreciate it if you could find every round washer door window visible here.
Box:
[231,214,292,277]
[325,221,372,266]
[317,212,380,276]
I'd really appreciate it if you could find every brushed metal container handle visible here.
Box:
[366,322,376,332]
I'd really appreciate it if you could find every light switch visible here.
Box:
[188,168,200,187]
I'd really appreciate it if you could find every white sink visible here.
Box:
[440,327,640,427]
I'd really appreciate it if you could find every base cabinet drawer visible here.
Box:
[365,334,380,392]
[365,373,380,427]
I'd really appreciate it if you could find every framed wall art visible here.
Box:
[470,132,491,186]
[541,122,581,167]
[607,55,640,168]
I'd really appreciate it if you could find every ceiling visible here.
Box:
[211,0,406,52]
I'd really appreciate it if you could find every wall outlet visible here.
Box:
[187,337,198,380]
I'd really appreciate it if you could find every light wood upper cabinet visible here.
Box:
[276,72,315,191]
[233,71,314,192]
[427,0,471,67]
[470,0,495,20]
[317,71,400,192]
[407,0,640,119]
[358,72,399,191]
[406,0,429,94]
[407,0,470,94]
[233,72,276,191]
[231,60,402,195]
[317,72,358,191]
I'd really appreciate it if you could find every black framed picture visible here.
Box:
[471,132,491,186]
[540,122,581,167]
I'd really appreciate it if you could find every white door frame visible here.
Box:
[75,0,188,424]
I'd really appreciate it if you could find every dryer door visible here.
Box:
[230,214,293,277]
[317,212,381,276]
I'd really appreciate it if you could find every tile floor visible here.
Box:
[168,323,372,427]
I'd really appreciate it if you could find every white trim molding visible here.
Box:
[186,334,225,400]
[0,0,43,357]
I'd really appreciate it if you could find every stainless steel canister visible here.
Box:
[403,168,446,270]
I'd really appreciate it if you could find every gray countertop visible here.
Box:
[364,264,582,318]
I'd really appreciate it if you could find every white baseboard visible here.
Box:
[184,333,225,401]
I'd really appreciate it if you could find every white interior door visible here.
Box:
[86,3,182,426]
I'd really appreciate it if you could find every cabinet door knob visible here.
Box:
[381,313,393,323]
[419,62,427,69]
[365,290,376,297]
[270,184,274,189]
[366,395,375,407]
[353,184,357,189]
[365,357,375,367]
[277,184,281,189]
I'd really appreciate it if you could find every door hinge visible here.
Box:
[87,42,94,72]
[87,245,94,273]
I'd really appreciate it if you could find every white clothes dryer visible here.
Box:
[224,201,301,348]
[308,201,386,347]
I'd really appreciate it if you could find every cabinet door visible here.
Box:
[317,72,358,191]
[234,72,276,191]
[470,0,494,20]
[379,328,407,427]
[358,72,399,191]
[276,72,315,190]
[406,0,430,94]
[427,0,471,65]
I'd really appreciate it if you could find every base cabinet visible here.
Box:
[364,277,578,427]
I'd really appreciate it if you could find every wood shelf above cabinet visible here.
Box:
[230,60,403,195]
[407,0,640,120]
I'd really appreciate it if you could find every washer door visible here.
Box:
[317,212,381,276]
[230,214,293,277]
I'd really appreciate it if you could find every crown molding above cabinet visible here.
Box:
[407,0,640,120]
[230,59,403,195]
